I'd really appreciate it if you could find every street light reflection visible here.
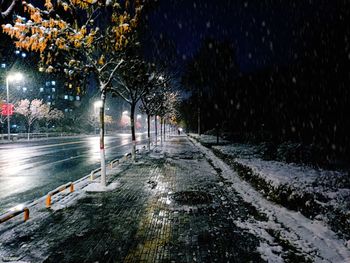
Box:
[0,147,32,176]
[10,203,25,212]
[0,176,32,199]
[87,136,101,162]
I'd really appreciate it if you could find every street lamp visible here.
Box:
[6,72,23,141]
[94,100,103,111]
[93,100,103,134]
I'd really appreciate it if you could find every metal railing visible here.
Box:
[0,206,29,224]
[46,182,74,208]
[90,167,102,181]
[0,132,80,141]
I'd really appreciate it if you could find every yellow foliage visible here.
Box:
[98,55,105,65]
[45,0,53,10]
[71,0,89,9]
[3,0,144,87]
[80,26,87,36]
[86,33,94,46]
[62,3,69,11]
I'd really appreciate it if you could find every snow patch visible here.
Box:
[189,136,350,263]
[84,182,120,192]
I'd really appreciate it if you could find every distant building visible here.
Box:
[0,49,80,112]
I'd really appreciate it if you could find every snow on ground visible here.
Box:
[1,136,349,262]
[211,142,350,240]
[84,182,120,192]
[190,134,350,241]
[212,143,264,158]
[234,158,350,199]
[189,133,229,144]
[189,136,350,263]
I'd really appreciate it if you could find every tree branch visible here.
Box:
[0,0,18,19]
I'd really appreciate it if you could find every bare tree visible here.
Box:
[112,56,170,158]
[140,71,169,150]
[111,58,150,160]
[155,90,179,143]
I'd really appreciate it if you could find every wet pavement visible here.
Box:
[0,134,148,212]
[0,136,310,262]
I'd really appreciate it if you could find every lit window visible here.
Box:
[64,95,68,100]
[47,95,51,99]
[40,88,44,92]
[22,87,27,92]
[15,50,20,54]
[1,63,6,68]
[21,53,27,58]
[76,96,80,101]
[64,108,69,112]
[51,81,56,85]
[69,109,73,112]
[47,102,51,105]
[45,81,50,86]
[52,88,56,92]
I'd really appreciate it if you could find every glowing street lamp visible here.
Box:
[6,72,24,141]
[94,100,103,110]
[93,100,103,134]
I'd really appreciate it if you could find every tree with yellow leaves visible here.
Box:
[2,0,142,187]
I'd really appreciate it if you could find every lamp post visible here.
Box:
[6,73,23,141]
[94,100,103,134]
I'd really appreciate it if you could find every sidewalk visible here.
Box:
[0,135,349,262]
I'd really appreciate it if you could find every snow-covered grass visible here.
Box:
[212,144,350,240]
[189,133,229,145]
[190,134,350,240]
[190,136,350,262]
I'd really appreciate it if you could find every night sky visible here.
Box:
[145,0,341,72]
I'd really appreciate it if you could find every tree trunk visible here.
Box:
[160,117,163,145]
[27,124,30,141]
[130,102,136,161]
[216,122,219,144]
[46,122,49,138]
[147,114,151,151]
[155,115,157,146]
[163,119,166,141]
[99,91,106,187]
[198,88,201,136]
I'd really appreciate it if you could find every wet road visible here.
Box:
[0,133,148,212]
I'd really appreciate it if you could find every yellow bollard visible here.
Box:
[24,208,29,221]
[70,183,74,193]
[46,195,51,208]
